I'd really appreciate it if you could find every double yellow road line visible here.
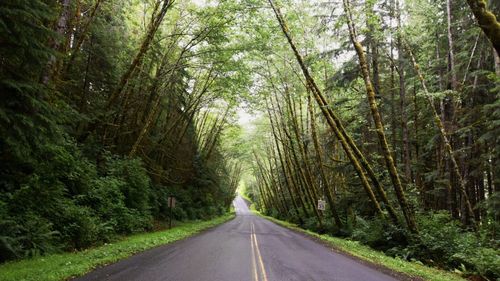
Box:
[250,222,268,281]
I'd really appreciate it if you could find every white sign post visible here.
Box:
[317,199,326,211]
[167,197,176,208]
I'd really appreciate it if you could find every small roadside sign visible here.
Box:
[167,196,176,229]
[317,199,326,211]
[167,197,176,208]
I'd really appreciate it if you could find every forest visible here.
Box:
[0,0,499,280]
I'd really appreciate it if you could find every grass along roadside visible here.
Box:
[0,213,235,281]
[253,211,466,281]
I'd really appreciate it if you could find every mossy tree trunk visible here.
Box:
[267,0,388,222]
[406,45,477,228]
[343,0,418,233]
[308,94,343,228]
[466,0,500,56]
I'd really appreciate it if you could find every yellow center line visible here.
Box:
[252,222,269,281]
[250,223,258,281]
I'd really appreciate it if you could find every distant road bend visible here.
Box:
[75,196,401,281]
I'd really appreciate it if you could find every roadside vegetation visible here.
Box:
[0,214,234,281]
[1,0,243,265]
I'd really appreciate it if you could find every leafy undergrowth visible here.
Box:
[0,213,234,281]
[255,211,466,281]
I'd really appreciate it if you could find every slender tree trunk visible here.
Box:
[266,99,302,220]
[343,0,418,233]
[390,0,397,150]
[406,46,477,227]
[106,0,173,110]
[257,161,284,214]
[43,0,73,85]
[308,94,343,228]
[255,172,271,211]
[268,145,291,215]
[268,0,388,222]
[445,0,461,220]
[129,47,192,157]
[446,0,458,90]
[284,92,324,227]
[365,0,381,97]
[272,95,312,219]
[396,0,411,183]
[64,0,104,73]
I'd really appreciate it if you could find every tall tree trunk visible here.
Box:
[406,46,477,227]
[266,99,302,220]
[267,0,389,222]
[308,94,343,228]
[289,98,324,227]
[43,0,72,85]
[257,160,284,214]
[106,0,174,110]
[128,40,201,157]
[64,0,104,74]
[396,0,411,184]
[272,95,312,219]
[445,0,460,220]
[343,0,418,233]
[446,0,458,90]
[268,145,291,215]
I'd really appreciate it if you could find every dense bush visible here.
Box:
[347,211,499,279]
[0,138,233,262]
[352,216,407,251]
[0,0,235,265]
[403,212,500,279]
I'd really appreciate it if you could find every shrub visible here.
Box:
[105,157,152,215]
[403,211,500,279]
[57,204,100,250]
[352,216,407,251]
[13,213,59,259]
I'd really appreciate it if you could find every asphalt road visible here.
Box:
[75,196,401,281]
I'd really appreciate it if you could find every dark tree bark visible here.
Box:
[42,0,73,85]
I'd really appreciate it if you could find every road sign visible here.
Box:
[167,197,176,229]
[317,199,326,211]
[168,197,176,208]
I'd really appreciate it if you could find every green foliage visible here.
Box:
[352,216,408,251]
[105,156,152,226]
[0,212,58,260]
[400,212,499,279]
[0,0,240,264]
[57,205,100,250]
